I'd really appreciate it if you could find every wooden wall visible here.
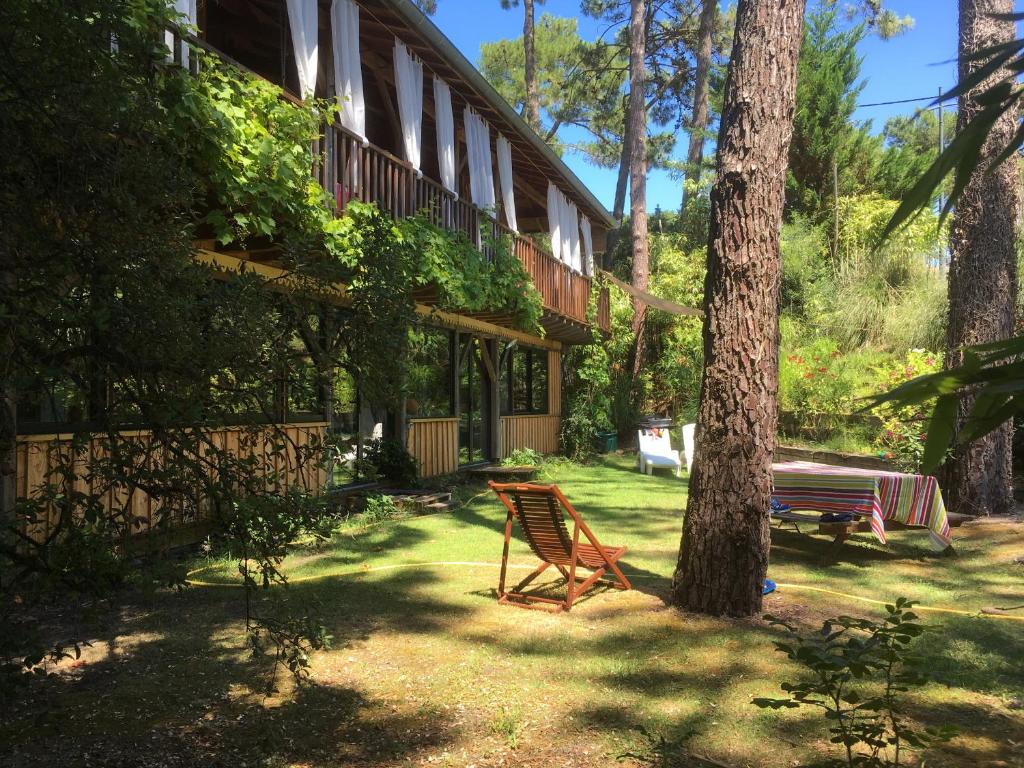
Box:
[409,351,564,477]
[407,418,459,478]
[15,423,328,542]
[548,350,561,415]
[499,415,560,458]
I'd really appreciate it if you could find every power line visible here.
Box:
[856,95,941,108]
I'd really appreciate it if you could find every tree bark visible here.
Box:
[612,97,632,223]
[681,0,718,210]
[944,0,1019,516]
[523,0,540,132]
[628,0,649,383]
[671,0,805,617]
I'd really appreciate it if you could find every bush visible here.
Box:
[502,447,543,467]
[871,350,942,472]
[360,438,419,486]
[754,598,956,767]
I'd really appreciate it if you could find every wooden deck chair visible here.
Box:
[488,481,631,612]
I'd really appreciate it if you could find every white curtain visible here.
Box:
[561,194,581,271]
[464,108,496,214]
[394,40,424,173]
[496,135,517,231]
[332,0,366,141]
[580,214,594,275]
[547,182,562,261]
[547,184,581,271]
[286,0,319,98]
[433,77,458,197]
[165,0,196,68]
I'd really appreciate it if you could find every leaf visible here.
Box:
[921,394,958,472]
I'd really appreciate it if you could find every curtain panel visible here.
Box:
[394,40,424,173]
[286,0,319,98]
[332,0,366,141]
[464,108,496,215]
[496,135,518,232]
[433,77,458,197]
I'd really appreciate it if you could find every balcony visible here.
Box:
[173,25,611,342]
[317,125,610,341]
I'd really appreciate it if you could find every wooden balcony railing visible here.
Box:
[323,125,610,334]
[168,25,610,335]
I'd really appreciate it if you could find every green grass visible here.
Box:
[5,455,1023,768]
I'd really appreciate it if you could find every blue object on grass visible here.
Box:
[770,497,791,513]
[763,579,777,595]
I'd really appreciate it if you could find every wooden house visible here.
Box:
[16,0,613,523]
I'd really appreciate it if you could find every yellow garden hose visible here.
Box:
[185,560,1024,622]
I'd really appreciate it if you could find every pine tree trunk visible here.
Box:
[613,98,631,223]
[671,0,805,617]
[681,0,718,209]
[628,0,649,382]
[944,0,1019,517]
[523,0,540,132]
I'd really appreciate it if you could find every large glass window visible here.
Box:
[500,344,548,415]
[406,328,454,418]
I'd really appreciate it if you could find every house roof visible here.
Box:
[371,0,615,229]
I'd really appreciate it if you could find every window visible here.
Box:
[406,328,454,418]
[286,357,328,422]
[500,344,548,415]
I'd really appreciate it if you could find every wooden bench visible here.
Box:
[771,510,968,546]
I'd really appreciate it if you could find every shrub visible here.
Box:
[779,337,857,439]
[360,438,419,486]
[871,350,942,472]
[502,447,543,467]
[754,598,956,767]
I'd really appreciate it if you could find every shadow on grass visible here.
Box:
[3,562,468,768]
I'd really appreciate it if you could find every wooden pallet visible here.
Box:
[376,489,454,513]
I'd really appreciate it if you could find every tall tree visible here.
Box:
[628,0,649,381]
[681,0,718,210]
[479,15,626,150]
[944,0,1019,516]
[500,0,546,132]
[582,0,704,223]
[671,0,805,617]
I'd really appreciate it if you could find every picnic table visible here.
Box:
[771,461,953,550]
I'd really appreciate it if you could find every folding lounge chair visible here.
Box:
[488,481,631,612]
[637,428,683,476]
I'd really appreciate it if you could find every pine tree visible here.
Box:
[671,0,806,617]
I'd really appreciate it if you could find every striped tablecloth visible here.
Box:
[772,461,952,550]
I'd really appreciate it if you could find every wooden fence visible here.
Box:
[15,423,328,542]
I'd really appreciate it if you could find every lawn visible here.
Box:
[4,456,1023,768]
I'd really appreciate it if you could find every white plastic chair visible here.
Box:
[637,429,682,477]
[681,423,696,474]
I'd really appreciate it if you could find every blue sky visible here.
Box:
[428,0,960,213]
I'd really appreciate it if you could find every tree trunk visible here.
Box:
[612,97,631,223]
[628,0,649,383]
[671,0,805,617]
[606,98,632,261]
[523,0,540,132]
[944,0,1019,516]
[681,0,718,210]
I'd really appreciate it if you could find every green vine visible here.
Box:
[400,215,544,332]
[173,53,544,345]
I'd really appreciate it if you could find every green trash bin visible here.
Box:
[595,431,618,453]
